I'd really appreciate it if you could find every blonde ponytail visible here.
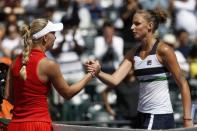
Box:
[19,25,32,80]
[19,65,27,80]
[19,19,48,80]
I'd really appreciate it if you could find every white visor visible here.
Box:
[32,21,63,39]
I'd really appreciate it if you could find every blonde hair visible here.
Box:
[19,18,48,80]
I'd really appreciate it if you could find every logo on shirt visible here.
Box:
[147,60,152,65]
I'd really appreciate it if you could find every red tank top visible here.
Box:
[11,49,52,122]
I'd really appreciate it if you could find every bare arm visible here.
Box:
[96,58,132,87]
[157,42,193,127]
[101,87,116,116]
[86,49,134,87]
[40,59,93,100]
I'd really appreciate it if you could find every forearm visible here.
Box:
[96,61,131,87]
[174,75,193,127]
[68,73,92,99]
[180,81,192,119]
[97,71,120,87]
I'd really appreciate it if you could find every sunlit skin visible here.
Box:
[85,12,193,128]
[131,13,150,40]
[45,32,56,50]
[131,13,158,60]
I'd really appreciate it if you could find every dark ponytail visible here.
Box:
[136,9,168,32]
[153,9,168,24]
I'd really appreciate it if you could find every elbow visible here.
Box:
[64,93,73,100]
[109,81,119,87]
[113,82,119,87]
[64,96,71,100]
[61,91,72,100]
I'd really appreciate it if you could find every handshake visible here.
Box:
[84,60,101,78]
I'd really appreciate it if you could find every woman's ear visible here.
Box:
[42,35,47,45]
[148,22,154,31]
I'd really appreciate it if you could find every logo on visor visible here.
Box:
[147,60,152,65]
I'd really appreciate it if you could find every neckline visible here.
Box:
[136,39,159,60]
[31,48,45,53]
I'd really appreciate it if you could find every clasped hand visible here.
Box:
[85,60,101,77]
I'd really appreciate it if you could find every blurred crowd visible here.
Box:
[0,0,197,128]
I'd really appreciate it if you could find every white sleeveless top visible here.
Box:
[133,40,173,114]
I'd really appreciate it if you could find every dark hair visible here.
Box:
[102,21,114,28]
[175,28,188,37]
[135,9,168,32]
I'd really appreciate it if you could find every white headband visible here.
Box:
[32,21,63,39]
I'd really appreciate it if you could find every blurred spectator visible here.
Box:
[21,0,39,9]
[163,33,189,77]
[112,0,124,9]
[12,0,25,15]
[139,0,170,10]
[84,0,104,28]
[175,29,192,59]
[58,17,85,57]
[44,6,56,21]
[0,1,5,8]
[94,21,124,94]
[21,0,47,11]
[6,13,18,26]
[77,2,93,29]
[170,0,197,40]
[3,0,25,15]
[45,0,58,8]
[61,0,80,27]
[4,0,20,7]
[1,24,22,58]
[43,6,66,23]
[94,21,124,73]
[101,70,139,127]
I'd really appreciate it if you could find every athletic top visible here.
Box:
[11,49,52,122]
[133,40,173,114]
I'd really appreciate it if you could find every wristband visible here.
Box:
[89,72,95,78]
[183,118,192,121]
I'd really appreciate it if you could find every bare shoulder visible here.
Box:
[40,58,59,68]
[157,41,174,56]
[157,40,176,65]
[39,58,60,76]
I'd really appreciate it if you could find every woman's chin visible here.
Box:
[133,35,141,40]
